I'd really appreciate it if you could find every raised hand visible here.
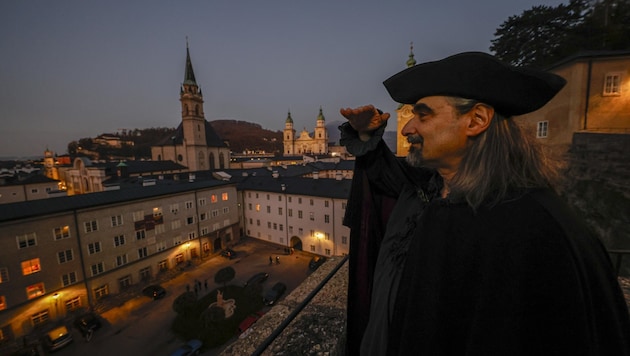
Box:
[340,105,390,140]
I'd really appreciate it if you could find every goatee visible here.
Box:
[405,135,424,167]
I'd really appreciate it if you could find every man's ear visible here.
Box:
[466,103,494,137]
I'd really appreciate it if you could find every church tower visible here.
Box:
[396,43,417,157]
[314,106,328,154]
[180,43,208,170]
[283,111,296,155]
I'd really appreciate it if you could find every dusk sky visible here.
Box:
[1,0,565,158]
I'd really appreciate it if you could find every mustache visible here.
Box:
[407,135,423,144]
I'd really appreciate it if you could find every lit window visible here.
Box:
[256,204,261,212]
[26,283,45,299]
[0,267,8,283]
[153,207,163,218]
[21,258,41,275]
[0,296,6,311]
[53,226,70,240]
[222,192,229,201]
[211,195,218,203]
[31,310,49,325]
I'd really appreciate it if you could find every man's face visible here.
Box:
[401,96,470,174]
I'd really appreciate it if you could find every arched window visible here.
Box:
[183,104,188,115]
[209,153,215,170]
[177,154,183,162]
[195,105,200,116]
[219,152,225,169]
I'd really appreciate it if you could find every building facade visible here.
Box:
[239,176,351,257]
[283,108,329,156]
[0,180,239,341]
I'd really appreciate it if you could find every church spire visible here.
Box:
[183,38,197,85]
[406,42,416,68]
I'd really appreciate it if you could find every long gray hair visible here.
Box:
[447,97,561,209]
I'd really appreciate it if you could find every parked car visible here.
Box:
[244,272,269,287]
[220,248,237,259]
[237,311,265,336]
[142,284,166,299]
[169,339,203,356]
[309,256,327,270]
[263,282,287,306]
[43,325,73,352]
[73,312,102,337]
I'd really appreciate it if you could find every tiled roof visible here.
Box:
[0,179,234,223]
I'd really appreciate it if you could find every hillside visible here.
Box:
[209,120,283,154]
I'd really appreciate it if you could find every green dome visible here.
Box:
[286,111,293,123]
[317,106,325,121]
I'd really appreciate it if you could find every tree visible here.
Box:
[214,267,235,288]
[491,0,630,68]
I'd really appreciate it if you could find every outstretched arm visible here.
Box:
[340,105,391,142]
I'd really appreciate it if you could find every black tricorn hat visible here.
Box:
[383,52,566,117]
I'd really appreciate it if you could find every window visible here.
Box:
[153,207,163,218]
[114,235,126,247]
[325,200,329,208]
[257,219,260,226]
[310,199,314,206]
[156,242,166,252]
[94,285,108,299]
[342,236,348,244]
[199,198,206,206]
[273,223,277,230]
[342,202,347,210]
[0,296,6,311]
[170,204,179,214]
[138,247,148,259]
[53,226,70,240]
[266,206,271,213]
[88,242,101,254]
[62,272,77,286]
[325,232,330,240]
[90,262,105,276]
[298,210,303,219]
[288,209,293,217]
[111,215,123,227]
[155,224,165,234]
[310,212,315,221]
[325,248,331,255]
[201,227,209,235]
[223,207,229,214]
[188,232,196,240]
[200,212,207,221]
[133,210,144,221]
[172,220,181,230]
[279,224,283,231]
[278,207,283,215]
[140,267,151,281]
[158,260,168,271]
[65,297,81,311]
[211,195,218,203]
[278,195,282,202]
[31,310,49,325]
[325,214,330,223]
[186,216,195,225]
[289,226,293,234]
[57,249,73,264]
[0,267,8,283]
[84,220,98,233]
[298,228,303,235]
[26,283,45,300]
[603,72,622,96]
[298,198,302,204]
[248,203,252,210]
[136,230,146,240]
[31,188,38,194]
[310,245,315,252]
[266,194,270,200]
[17,233,37,249]
[116,255,128,267]
[288,197,292,203]
[21,258,41,275]
[222,192,228,201]
[267,222,272,228]
[185,201,194,209]
[537,121,549,138]
[256,204,261,212]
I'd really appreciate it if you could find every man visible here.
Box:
[340,52,630,355]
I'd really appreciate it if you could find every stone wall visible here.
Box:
[562,132,630,275]
[220,257,348,355]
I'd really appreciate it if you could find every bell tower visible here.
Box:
[314,106,328,154]
[283,110,296,155]
[180,42,207,170]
